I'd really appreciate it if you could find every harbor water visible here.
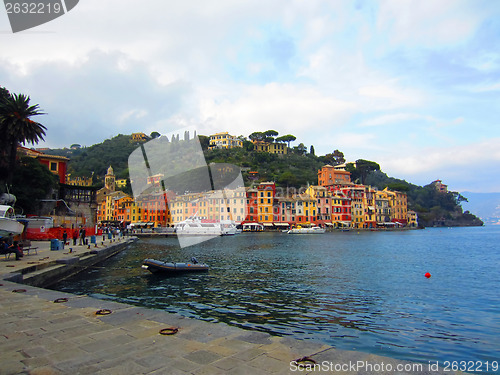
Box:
[51,226,500,371]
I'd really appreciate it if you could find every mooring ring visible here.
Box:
[159,327,179,335]
[95,309,112,315]
[293,356,317,368]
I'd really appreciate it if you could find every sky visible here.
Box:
[1,0,499,193]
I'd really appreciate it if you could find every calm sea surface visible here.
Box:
[51,226,500,371]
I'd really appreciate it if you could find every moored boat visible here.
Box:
[0,205,24,238]
[287,225,325,234]
[142,258,209,274]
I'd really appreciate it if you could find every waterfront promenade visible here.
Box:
[1,239,463,374]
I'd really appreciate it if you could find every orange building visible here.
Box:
[318,164,351,187]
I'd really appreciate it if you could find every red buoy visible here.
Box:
[425,272,431,279]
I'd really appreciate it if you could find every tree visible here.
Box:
[293,143,307,155]
[309,145,315,155]
[0,86,9,103]
[264,129,279,143]
[150,131,161,139]
[276,134,296,148]
[346,159,380,185]
[249,132,265,142]
[0,92,46,185]
[322,149,345,165]
[198,135,210,150]
[12,156,59,214]
[243,140,254,151]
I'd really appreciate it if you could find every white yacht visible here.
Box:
[0,205,24,238]
[174,217,239,236]
[174,218,223,236]
[287,225,326,234]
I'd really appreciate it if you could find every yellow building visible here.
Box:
[66,174,93,187]
[407,210,418,227]
[97,191,129,223]
[209,132,243,150]
[131,133,149,142]
[253,141,287,154]
[349,185,365,229]
[257,182,276,225]
[115,179,128,189]
[382,188,408,225]
[363,186,377,228]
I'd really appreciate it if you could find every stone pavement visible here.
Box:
[0,240,464,375]
[0,237,128,280]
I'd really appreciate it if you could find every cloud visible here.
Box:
[359,113,465,128]
[376,0,486,48]
[198,83,356,136]
[376,138,500,191]
[0,50,194,147]
[1,0,498,192]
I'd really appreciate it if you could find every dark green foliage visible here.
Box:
[276,134,296,148]
[204,147,323,188]
[365,171,483,227]
[12,156,59,214]
[319,150,345,166]
[67,134,139,184]
[198,135,210,150]
[346,159,380,185]
[0,91,46,184]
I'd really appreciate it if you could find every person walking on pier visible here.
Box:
[72,229,78,246]
[79,227,86,245]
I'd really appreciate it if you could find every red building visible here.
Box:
[18,146,68,183]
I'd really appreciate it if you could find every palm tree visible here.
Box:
[0,93,46,184]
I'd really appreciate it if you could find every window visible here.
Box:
[50,162,57,171]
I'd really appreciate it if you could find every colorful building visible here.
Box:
[305,185,331,226]
[208,132,243,150]
[375,191,391,225]
[245,188,259,223]
[131,133,149,142]
[256,182,277,226]
[253,141,288,154]
[318,164,351,187]
[17,146,68,184]
[363,186,377,228]
[407,210,418,227]
[66,174,93,187]
[432,179,448,193]
[331,190,352,228]
[382,187,408,226]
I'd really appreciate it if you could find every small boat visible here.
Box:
[142,257,209,274]
[287,225,325,234]
[0,205,24,238]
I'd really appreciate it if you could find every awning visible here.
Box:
[324,222,333,226]
[262,223,274,226]
[273,223,289,226]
